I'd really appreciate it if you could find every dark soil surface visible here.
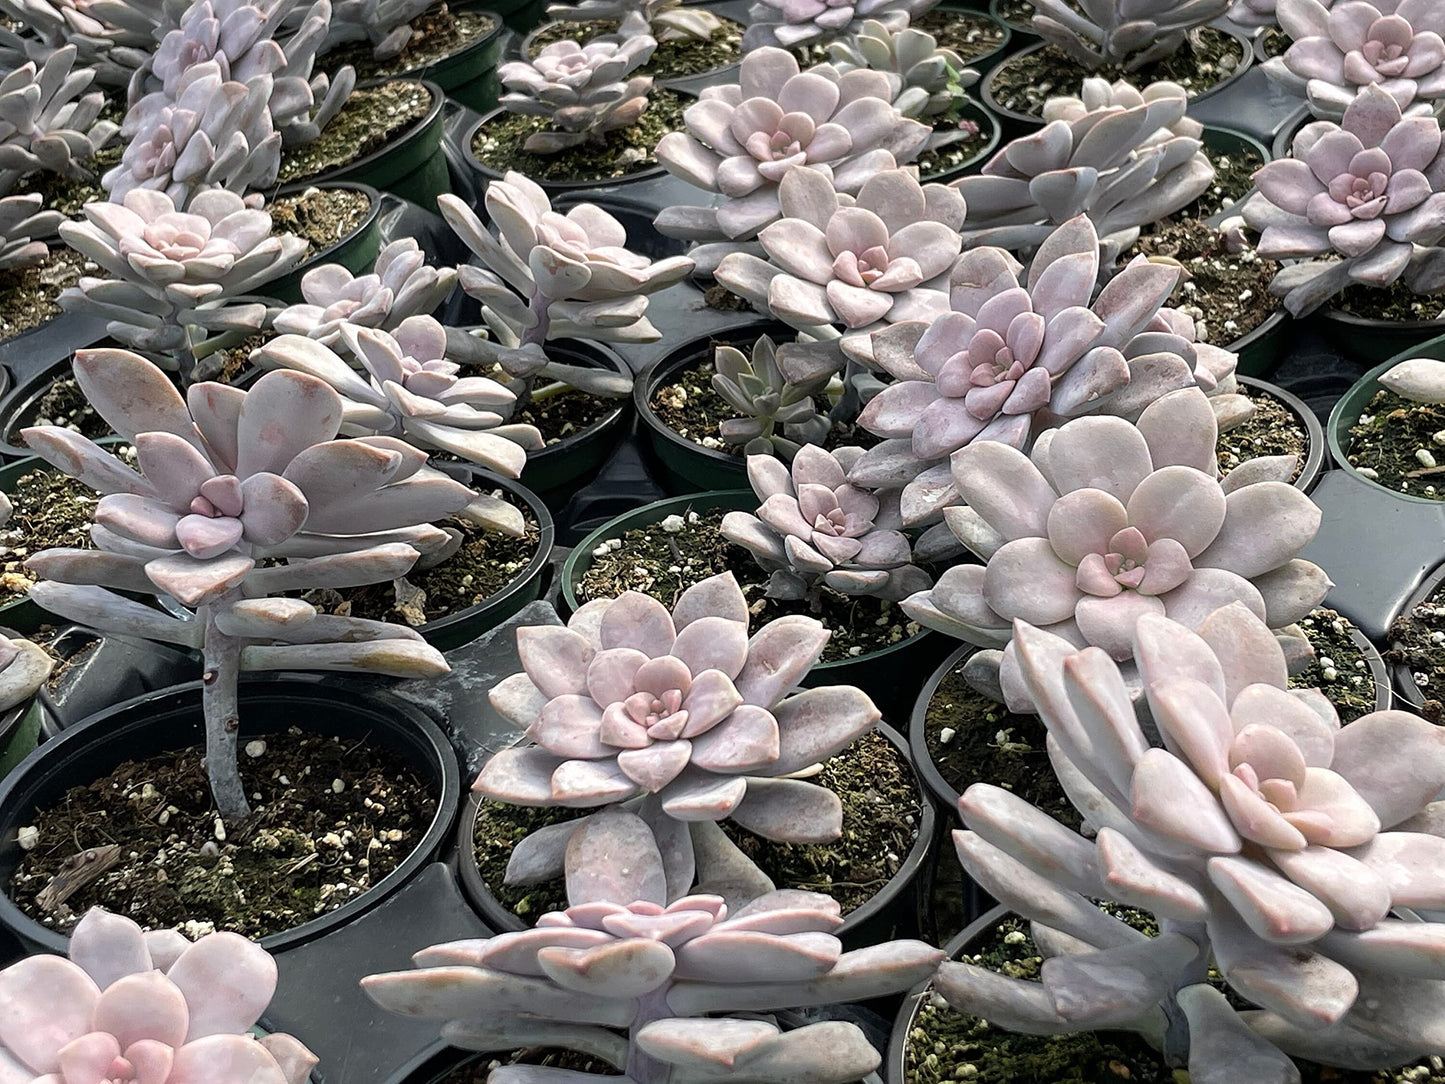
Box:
[0,247,85,346]
[526,16,743,79]
[907,911,1445,1083]
[0,460,113,604]
[916,103,995,180]
[1216,385,1308,484]
[472,728,920,922]
[1345,389,1445,500]
[278,80,432,185]
[1261,26,1289,58]
[1178,139,1265,221]
[516,387,618,445]
[270,186,373,260]
[703,284,752,311]
[305,489,540,627]
[10,727,436,938]
[1125,217,1279,347]
[1334,280,1445,324]
[650,359,871,456]
[575,507,920,661]
[1292,608,1380,723]
[1388,582,1445,721]
[14,141,122,219]
[324,7,497,80]
[993,0,1035,32]
[987,28,1244,116]
[922,659,1079,829]
[472,87,686,184]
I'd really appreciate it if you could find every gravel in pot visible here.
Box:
[277,80,434,186]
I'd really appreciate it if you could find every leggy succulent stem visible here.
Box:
[199,593,251,824]
[520,289,552,348]
[1159,918,1210,1067]
[625,987,674,1084]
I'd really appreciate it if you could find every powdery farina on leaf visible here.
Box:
[901,386,1329,708]
[0,906,316,1083]
[942,602,1445,1077]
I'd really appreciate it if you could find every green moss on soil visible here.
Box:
[1346,389,1445,500]
[576,507,921,661]
[471,87,686,184]
[527,17,743,78]
[277,80,432,185]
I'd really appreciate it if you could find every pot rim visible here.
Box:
[1326,344,1445,504]
[1388,557,1445,711]
[265,179,384,288]
[373,2,506,83]
[0,674,462,955]
[1238,374,1325,493]
[456,717,936,941]
[906,639,976,813]
[980,27,1255,127]
[918,95,1004,185]
[276,78,445,195]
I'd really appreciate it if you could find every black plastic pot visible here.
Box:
[981,30,1254,138]
[35,627,195,737]
[919,97,1003,185]
[457,719,936,949]
[0,309,101,396]
[281,80,448,212]
[1230,308,1290,379]
[987,0,1033,37]
[907,640,976,813]
[633,318,789,494]
[1316,306,1445,368]
[0,356,88,458]
[262,181,384,305]
[385,4,507,113]
[1240,375,1324,494]
[1270,103,1312,161]
[0,675,461,955]
[408,468,556,652]
[885,904,1008,1084]
[1388,560,1445,713]
[560,491,948,718]
[921,5,1013,72]
[514,340,634,506]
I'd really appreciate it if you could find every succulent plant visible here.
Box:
[0,47,119,197]
[0,0,146,86]
[252,317,544,478]
[135,0,355,147]
[497,33,656,154]
[825,17,978,152]
[710,332,834,456]
[1262,0,1445,118]
[1226,0,1277,28]
[546,0,726,43]
[105,62,283,205]
[902,386,1329,708]
[943,600,1445,1076]
[742,0,936,51]
[715,165,963,333]
[58,188,307,381]
[437,173,690,402]
[325,0,432,59]
[849,215,1245,523]
[1240,83,1445,316]
[475,571,884,901]
[1030,0,1231,70]
[0,906,316,1083]
[21,346,475,820]
[951,77,1213,258]
[272,238,458,347]
[653,47,930,265]
[364,808,944,1084]
[722,446,931,602]
[0,632,53,712]
[0,191,63,270]
[1377,355,1445,402]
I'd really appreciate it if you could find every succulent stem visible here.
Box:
[200,593,251,823]
[625,987,674,1084]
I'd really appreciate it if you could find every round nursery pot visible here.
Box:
[559,491,948,719]
[1239,375,1325,493]
[515,340,635,506]
[388,4,506,114]
[987,0,1036,37]
[1389,559,1445,712]
[1229,308,1290,379]
[635,320,792,495]
[261,182,384,306]
[404,467,555,652]
[908,640,978,812]
[0,699,40,783]
[1327,341,1445,501]
[281,80,448,212]
[1317,305,1445,368]
[981,30,1254,136]
[457,720,936,950]
[0,676,462,955]
[917,96,1003,185]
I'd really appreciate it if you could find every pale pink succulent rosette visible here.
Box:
[714,165,962,332]
[1265,0,1445,117]
[653,46,929,258]
[1242,83,1445,315]
[903,387,1329,708]
[364,808,943,1082]
[478,572,880,825]
[943,602,1445,1075]
[0,908,315,1084]
[742,0,935,50]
